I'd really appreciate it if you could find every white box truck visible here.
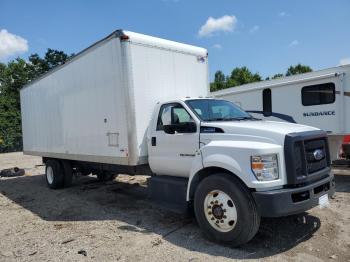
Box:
[211,65,350,165]
[21,30,335,246]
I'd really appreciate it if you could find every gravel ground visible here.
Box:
[0,152,349,262]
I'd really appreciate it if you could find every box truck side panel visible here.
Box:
[21,38,130,164]
[128,42,208,161]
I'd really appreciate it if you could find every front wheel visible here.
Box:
[194,173,260,246]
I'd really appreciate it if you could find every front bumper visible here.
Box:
[252,172,335,217]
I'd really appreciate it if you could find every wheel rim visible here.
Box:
[204,190,238,232]
[46,166,54,184]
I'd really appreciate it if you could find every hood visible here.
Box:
[201,120,319,145]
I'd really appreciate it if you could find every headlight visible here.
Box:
[251,154,279,181]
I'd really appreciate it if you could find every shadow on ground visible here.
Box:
[333,173,350,193]
[1,172,348,259]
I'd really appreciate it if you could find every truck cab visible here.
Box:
[148,98,335,244]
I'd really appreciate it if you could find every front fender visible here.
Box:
[186,140,285,201]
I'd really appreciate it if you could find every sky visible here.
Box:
[1,0,350,80]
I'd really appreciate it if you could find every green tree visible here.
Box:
[0,49,72,153]
[286,64,312,76]
[28,49,72,79]
[214,70,225,83]
[210,70,226,91]
[272,73,284,79]
[228,66,261,87]
[0,59,32,152]
[211,64,313,92]
[210,67,262,92]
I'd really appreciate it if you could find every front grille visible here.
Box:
[284,131,330,185]
[293,141,305,178]
[304,139,328,174]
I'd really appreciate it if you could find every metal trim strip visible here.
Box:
[23,151,129,165]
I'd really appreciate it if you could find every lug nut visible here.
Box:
[211,217,215,220]
[220,203,223,207]
[215,200,218,204]
[220,220,224,223]
[216,220,219,224]
[208,211,212,215]
[223,215,227,219]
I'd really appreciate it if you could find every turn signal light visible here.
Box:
[251,154,279,181]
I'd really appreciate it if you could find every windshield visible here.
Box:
[186,99,253,122]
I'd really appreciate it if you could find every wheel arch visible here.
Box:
[186,166,248,201]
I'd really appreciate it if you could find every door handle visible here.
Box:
[151,137,156,146]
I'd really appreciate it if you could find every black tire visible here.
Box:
[194,173,260,246]
[343,144,350,159]
[45,160,64,189]
[61,160,73,187]
[96,172,116,182]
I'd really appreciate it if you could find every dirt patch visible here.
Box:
[0,152,350,261]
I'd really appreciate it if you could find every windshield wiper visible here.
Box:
[231,116,261,121]
[205,117,243,121]
[219,116,262,121]
[205,116,261,122]
[205,118,226,121]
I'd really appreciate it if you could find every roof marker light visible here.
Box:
[120,35,129,41]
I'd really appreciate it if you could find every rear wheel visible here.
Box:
[194,173,260,246]
[45,160,64,189]
[61,160,73,187]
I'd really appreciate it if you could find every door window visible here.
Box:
[157,103,193,131]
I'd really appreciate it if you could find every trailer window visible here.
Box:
[302,83,335,106]
[263,88,272,116]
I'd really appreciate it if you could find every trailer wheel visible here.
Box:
[194,173,260,246]
[61,160,73,187]
[45,160,64,189]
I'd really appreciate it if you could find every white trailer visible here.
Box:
[211,65,350,162]
[21,30,334,246]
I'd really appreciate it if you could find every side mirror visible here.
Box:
[163,125,176,134]
[163,122,197,134]
[182,122,197,133]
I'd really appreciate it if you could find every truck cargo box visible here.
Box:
[20,30,208,166]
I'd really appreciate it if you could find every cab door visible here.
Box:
[148,102,199,177]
